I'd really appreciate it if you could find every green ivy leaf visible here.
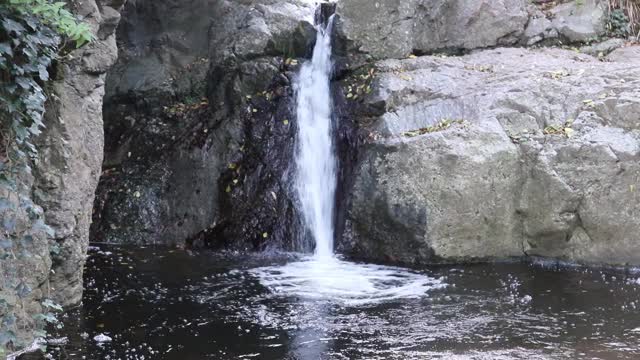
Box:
[0,42,13,56]
[2,18,26,35]
[37,63,48,80]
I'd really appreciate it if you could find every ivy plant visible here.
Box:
[0,0,92,352]
[9,0,94,48]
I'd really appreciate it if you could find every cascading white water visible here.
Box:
[250,9,446,305]
[294,16,336,259]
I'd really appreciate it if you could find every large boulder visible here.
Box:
[336,0,610,59]
[336,0,529,59]
[340,47,640,266]
[92,0,316,247]
[523,0,607,45]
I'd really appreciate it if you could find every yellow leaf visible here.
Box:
[252,108,258,113]
[133,191,141,198]
[262,232,268,238]
[225,185,231,193]
[346,93,353,99]
[283,119,289,125]
[408,54,417,59]
[233,179,238,184]
[631,185,636,193]
[228,163,237,170]
[564,128,575,138]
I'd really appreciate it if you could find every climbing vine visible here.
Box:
[0,0,93,353]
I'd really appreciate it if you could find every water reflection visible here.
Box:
[288,301,331,360]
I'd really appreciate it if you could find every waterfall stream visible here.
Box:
[294,15,337,259]
[251,8,445,305]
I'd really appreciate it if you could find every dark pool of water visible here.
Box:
[28,245,640,359]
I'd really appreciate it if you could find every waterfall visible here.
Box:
[294,16,336,259]
[251,8,445,305]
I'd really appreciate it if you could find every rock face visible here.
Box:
[340,47,640,266]
[523,0,606,45]
[336,0,529,59]
[34,0,124,306]
[0,0,123,350]
[92,0,317,247]
[0,171,52,348]
[336,0,608,59]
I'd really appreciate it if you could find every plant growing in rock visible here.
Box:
[402,119,467,138]
[608,8,631,37]
[608,0,637,37]
[1,0,94,181]
[0,0,92,352]
[344,66,376,101]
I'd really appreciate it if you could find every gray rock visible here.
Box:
[341,47,640,266]
[550,0,606,42]
[523,11,557,46]
[32,0,123,308]
[606,45,640,62]
[0,178,51,348]
[522,0,607,46]
[94,0,316,246]
[336,0,528,59]
[580,38,626,57]
[337,0,610,59]
[346,126,524,264]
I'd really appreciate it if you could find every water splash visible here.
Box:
[251,256,447,306]
[294,16,336,258]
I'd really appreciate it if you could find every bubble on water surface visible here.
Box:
[250,256,446,306]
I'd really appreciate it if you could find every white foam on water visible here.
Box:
[251,257,446,306]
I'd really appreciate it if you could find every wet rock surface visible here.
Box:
[93,0,317,247]
[340,47,640,266]
[25,246,640,359]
